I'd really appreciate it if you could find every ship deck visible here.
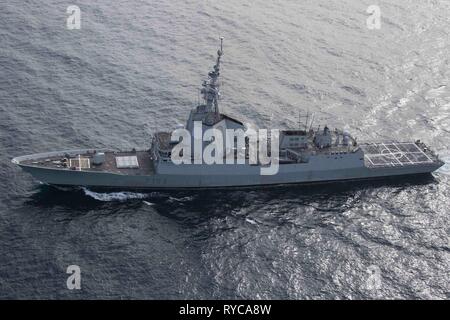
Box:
[17,149,156,175]
[360,142,439,168]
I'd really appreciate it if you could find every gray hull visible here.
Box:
[17,160,441,190]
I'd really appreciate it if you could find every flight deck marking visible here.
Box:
[391,143,414,165]
[362,142,436,167]
[381,143,403,166]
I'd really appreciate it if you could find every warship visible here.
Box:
[12,39,444,189]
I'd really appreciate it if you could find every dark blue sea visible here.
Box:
[0,0,449,299]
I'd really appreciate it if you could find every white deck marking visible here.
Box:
[362,142,435,167]
[366,153,376,166]
[410,143,434,163]
[382,143,403,166]
[391,143,414,165]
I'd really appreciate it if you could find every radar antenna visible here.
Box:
[200,37,224,115]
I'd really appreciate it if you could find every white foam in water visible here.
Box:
[82,188,148,202]
[437,154,450,175]
[425,85,447,100]
[168,196,195,202]
[52,185,76,192]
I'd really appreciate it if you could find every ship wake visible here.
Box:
[82,187,154,202]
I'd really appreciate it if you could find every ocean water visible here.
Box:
[0,0,449,299]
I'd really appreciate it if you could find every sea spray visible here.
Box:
[82,188,149,202]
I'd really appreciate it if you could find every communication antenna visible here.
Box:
[305,111,309,131]
[309,113,316,131]
[298,110,311,131]
[218,37,224,103]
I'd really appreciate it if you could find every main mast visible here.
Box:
[201,37,224,115]
[186,37,229,129]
